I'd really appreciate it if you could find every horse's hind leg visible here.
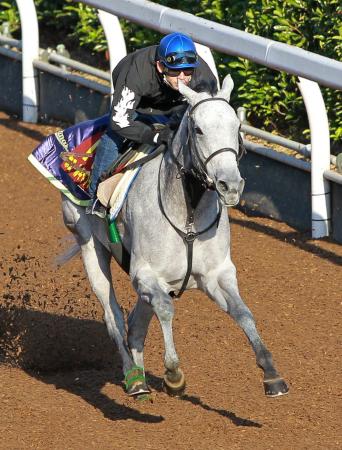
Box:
[62,198,135,384]
[132,267,186,396]
[83,245,151,396]
[203,262,289,397]
[80,238,134,371]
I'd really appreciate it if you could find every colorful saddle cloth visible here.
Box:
[97,146,152,220]
[28,114,109,206]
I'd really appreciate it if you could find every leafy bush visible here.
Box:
[0,0,341,147]
[225,0,342,146]
[0,1,19,31]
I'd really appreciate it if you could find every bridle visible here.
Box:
[186,98,245,189]
[158,96,246,298]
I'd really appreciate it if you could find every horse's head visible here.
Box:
[178,74,245,207]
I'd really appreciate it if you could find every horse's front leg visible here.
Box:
[128,296,154,369]
[202,260,289,397]
[125,296,154,396]
[132,266,186,396]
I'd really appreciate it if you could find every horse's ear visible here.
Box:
[178,81,198,106]
[218,74,234,102]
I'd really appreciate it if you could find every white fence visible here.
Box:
[6,0,342,239]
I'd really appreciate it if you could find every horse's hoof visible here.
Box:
[127,380,151,397]
[163,368,186,397]
[264,377,289,397]
[125,366,151,397]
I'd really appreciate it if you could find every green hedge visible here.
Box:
[0,0,341,147]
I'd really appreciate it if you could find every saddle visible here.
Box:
[96,124,166,219]
[96,142,152,217]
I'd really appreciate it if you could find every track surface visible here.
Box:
[0,112,341,449]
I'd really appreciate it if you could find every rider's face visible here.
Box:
[156,61,193,90]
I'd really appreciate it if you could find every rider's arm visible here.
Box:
[109,67,157,145]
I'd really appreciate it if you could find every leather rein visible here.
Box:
[157,97,245,298]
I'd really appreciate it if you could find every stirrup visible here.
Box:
[86,198,107,219]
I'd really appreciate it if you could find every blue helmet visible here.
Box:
[157,32,199,70]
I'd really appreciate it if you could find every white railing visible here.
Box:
[97,10,126,94]
[75,0,342,90]
[9,0,342,238]
[16,0,39,123]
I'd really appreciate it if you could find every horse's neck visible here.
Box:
[166,116,192,176]
[161,148,187,216]
[160,124,217,230]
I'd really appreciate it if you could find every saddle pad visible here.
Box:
[28,114,109,205]
[97,149,149,220]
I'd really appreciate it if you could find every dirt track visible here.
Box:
[0,111,341,449]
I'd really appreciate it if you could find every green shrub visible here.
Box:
[0,0,340,147]
[0,1,19,32]
[224,0,341,145]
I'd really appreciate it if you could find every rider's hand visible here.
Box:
[155,126,174,146]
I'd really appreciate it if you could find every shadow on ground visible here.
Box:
[0,306,261,426]
[232,214,342,266]
[0,116,52,143]
[0,305,164,422]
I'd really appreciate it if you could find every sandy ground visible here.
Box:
[0,111,341,450]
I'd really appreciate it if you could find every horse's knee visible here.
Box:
[208,268,256,326]
[145,294,174,322]
[134,270,174,322]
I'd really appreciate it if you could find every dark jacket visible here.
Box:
[109,45,218,144]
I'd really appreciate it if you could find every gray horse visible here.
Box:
[61,75,288,398]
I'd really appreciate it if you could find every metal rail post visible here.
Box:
[16,0,39,122]
[298,77,331,238]
[194,42,219,86]
[97,9,127,95]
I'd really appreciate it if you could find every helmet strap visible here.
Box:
[162,74,177,90]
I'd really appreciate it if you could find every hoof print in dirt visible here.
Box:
[136,393,153,402]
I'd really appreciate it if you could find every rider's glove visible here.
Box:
[155,126,174,146]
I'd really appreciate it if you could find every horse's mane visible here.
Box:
[195,79,218,96]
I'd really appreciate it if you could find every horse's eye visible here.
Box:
[195,126,203,135]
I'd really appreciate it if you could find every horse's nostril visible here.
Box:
[218,181,228,192]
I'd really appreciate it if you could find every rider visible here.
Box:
[88,32,218,216]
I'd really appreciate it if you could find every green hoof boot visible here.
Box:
[125,366,151,397]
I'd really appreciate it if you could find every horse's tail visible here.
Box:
[54,240,81,267]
